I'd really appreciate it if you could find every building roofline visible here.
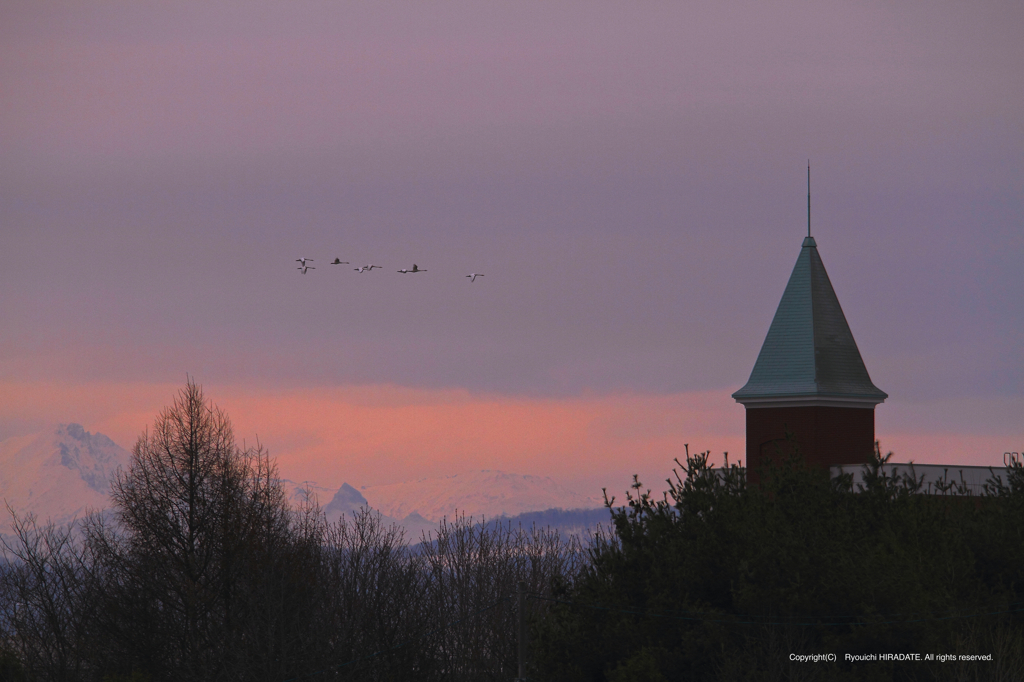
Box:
[734,235,886,404]
[733,394,886,408]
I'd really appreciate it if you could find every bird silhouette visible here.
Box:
[296,258,314,267]
[410,264,426,273]
[297,265,315,274]
[331,258,350,265]
[466,273,484,282]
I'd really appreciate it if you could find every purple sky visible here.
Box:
[1,1,1021,490]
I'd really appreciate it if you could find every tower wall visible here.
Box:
[744,405,875,472]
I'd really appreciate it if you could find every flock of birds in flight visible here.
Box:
[296,258,484,282]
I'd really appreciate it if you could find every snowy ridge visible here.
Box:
[0,424,131,534]
[280,472,604,541]
[359,470,603,523]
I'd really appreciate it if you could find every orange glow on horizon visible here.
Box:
[0,381,744,495]
[0,381,1017,497]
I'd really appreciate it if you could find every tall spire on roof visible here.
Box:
[732,236,886,408]
[735,175,885,470]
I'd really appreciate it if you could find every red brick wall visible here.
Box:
[745,406,875,473]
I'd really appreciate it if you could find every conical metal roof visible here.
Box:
[733,236,887,407]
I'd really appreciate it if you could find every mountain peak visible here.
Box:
[58,423,117,449]
[1,424,131,536]
[326,482,368,509]
[319,482,371,524]
[52,423,126,493]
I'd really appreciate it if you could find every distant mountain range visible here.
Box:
[283,471,605,540]
[360,470,603,521]
[1,425,606,542]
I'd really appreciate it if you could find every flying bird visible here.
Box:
[297,266,315,274]
[410,264,426,273]
[366,264,382,270]
[296,258,314,267]
[354,266,368,273]
[466,273,484,283]
[331,258,350,265]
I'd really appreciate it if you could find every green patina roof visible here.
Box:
[733,236,887,404]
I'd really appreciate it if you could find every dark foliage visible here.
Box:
[532,444,1024,682]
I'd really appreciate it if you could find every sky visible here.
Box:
[1,1,1021,497]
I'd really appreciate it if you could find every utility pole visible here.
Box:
[517,580,527,681]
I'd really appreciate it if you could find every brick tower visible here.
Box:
[732,235,886,471]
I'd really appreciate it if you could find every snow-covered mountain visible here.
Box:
[280,480,439,540]
[323,483,375,522]
[281,480,378,525]
[1,426,603,543]
[0,424,131,534]
[280,474,607,542]
[359,470,603,523]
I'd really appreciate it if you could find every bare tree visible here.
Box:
[0,512,95,682]
[86,379,294,682]
[421,514,584,681]
[312,508,435,680]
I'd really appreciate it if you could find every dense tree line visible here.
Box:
[3,382,1022,681]
[0,382,581,682]
[533,445,1024,682]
